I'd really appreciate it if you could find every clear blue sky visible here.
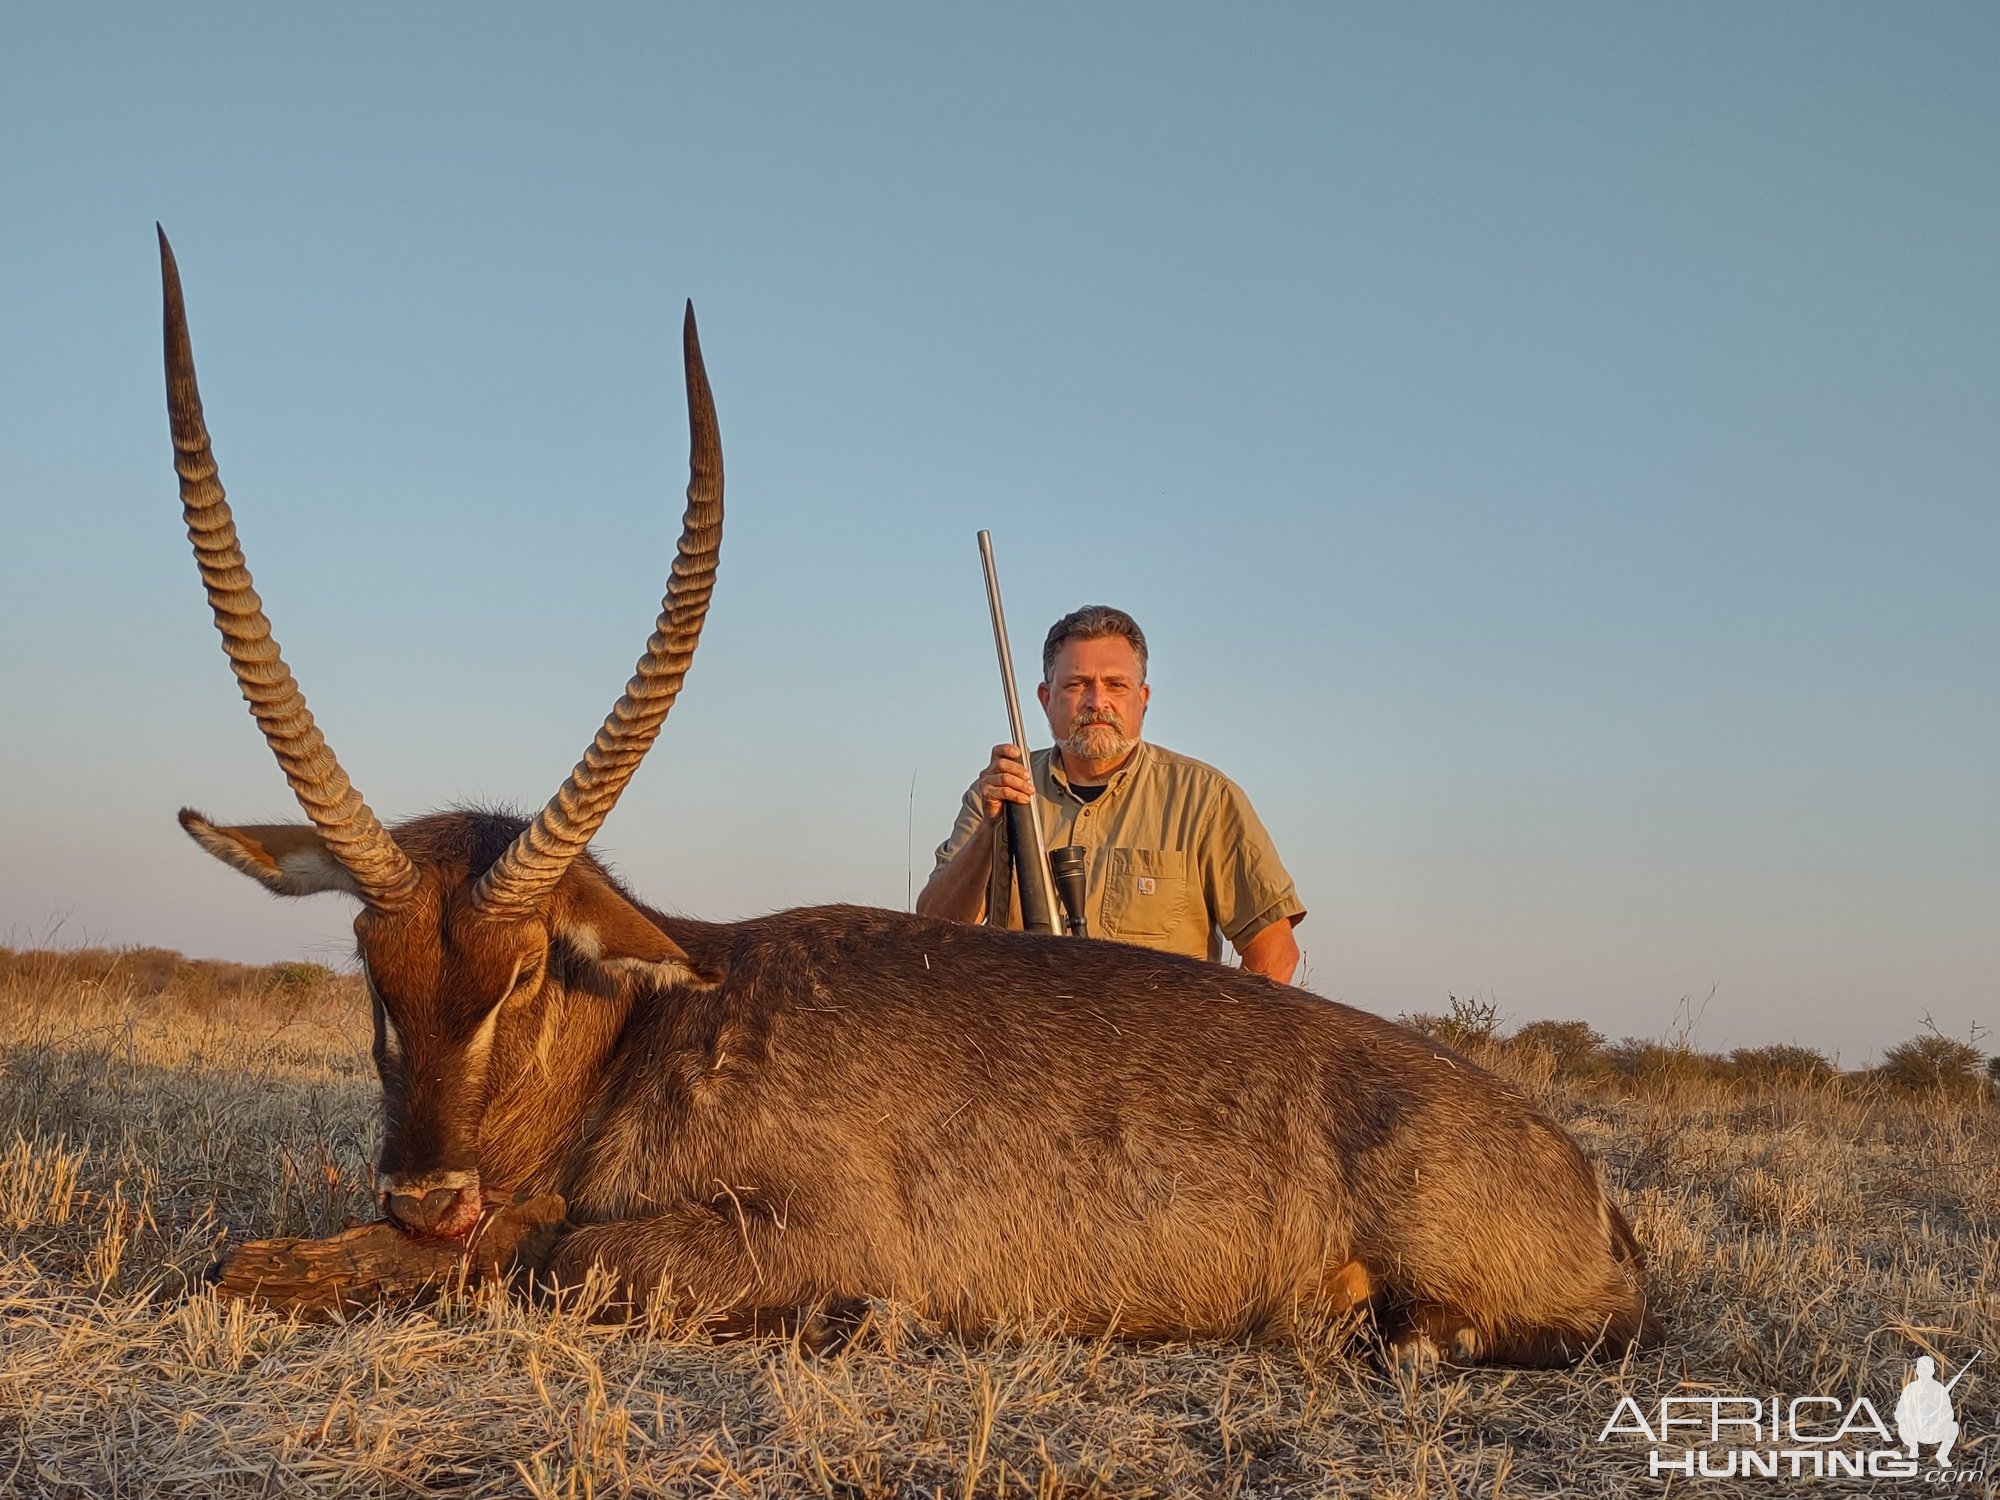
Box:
[3,5,1993,1061]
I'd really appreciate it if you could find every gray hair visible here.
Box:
[1041,606,1148,684]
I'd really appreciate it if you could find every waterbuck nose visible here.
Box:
[386,1184,480,1238]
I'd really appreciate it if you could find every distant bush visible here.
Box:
[1396,1007,1860,1092]
[1604,1038,1736,1086]
[263,962,335,993]
[0,947,356,1013]
[1399,995,1502,1054]
[1509,1019,1607,1075]
[0,946,191,996]
[1729,1043,1835,1085]
[1877,1032,1985,1096]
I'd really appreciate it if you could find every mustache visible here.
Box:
[1059,711,1136,759]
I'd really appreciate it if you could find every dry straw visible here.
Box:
[1,948,1994,1496]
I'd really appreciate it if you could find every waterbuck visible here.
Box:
[157,230,1659,1366]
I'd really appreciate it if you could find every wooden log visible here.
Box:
[213,1194,567,1320]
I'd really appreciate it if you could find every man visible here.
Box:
[1895,1356,1963,1467]
[918,605,1305,983]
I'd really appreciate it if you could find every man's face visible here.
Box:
[1039,635,1150,765]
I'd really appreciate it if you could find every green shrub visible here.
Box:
[1877,1032,1985,1095]
[1604,1038,1735,1086]
[263,961,336,993]
[1729,1043,1835,1085]
[1509,1019,1607,1075]
[1399,994,1502,1054]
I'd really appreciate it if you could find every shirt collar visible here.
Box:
[1043,740,1149,803]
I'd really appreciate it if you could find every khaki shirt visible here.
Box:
[933,742,1305,963]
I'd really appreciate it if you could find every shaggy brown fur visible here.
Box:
[187,808,1660,1365]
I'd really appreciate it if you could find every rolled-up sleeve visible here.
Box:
[1201,780,1306,948]
[933,783,987,870]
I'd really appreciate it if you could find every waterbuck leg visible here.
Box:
[1281,1256,1379,1342]
[1381,1301,1485,1370]
[1470,1306,1660,1367]
[1318,1257,1375,1314]
[1382,1300,1644,1370]
[542,1199,858,1340]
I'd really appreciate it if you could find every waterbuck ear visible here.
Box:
[178,809,362,898]
[550,866,719,989]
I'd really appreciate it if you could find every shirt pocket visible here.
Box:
[1099,848,1188,941]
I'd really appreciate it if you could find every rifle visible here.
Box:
[976,531,1062,935]
[1943,1352,1980,1394]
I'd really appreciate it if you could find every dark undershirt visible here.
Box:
[1069,782,1108,804]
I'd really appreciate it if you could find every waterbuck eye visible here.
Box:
[503,956,544,1001]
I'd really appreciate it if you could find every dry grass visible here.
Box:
[1,948,1994,1497]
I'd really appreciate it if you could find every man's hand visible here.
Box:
[918,746,1036,923]
[976,743,1037,822]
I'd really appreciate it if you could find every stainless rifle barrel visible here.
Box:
[977,530,1061,934]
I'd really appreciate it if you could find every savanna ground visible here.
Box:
[0,947,1993,1499]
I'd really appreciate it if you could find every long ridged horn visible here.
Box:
[472,302,723,919]
[159,227,419,910]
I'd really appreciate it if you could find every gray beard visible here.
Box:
[1058,723,1138,763]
